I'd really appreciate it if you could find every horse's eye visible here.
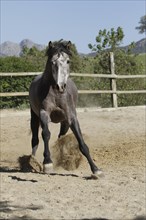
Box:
[67,60,70,64]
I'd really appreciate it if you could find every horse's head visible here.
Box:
[47,40,72,93]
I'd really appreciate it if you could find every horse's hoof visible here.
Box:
[91,169,104,179]
[43,163,54,174]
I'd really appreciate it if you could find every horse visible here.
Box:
[29,40,102,175]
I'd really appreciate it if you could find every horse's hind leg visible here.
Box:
[58,121,69,138]
[30,108,40,156]
[70,117,101,175]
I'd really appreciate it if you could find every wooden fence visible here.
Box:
[1,52,146,108]
[0,72,146,108]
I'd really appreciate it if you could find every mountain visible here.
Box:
[19,39,45,51]
[0,38,145,57]
[0,39,46,57]
[128,38,146,54]
[0,41,21,57]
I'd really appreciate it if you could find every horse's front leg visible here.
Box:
[30,108,40,156]
[70,116,102,175]
[40,109,53,173]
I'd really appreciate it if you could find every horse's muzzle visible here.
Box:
[57,84,66,93]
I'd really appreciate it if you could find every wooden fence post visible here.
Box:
[110,52,118,108]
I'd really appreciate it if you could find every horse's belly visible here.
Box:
[50,108,66,123]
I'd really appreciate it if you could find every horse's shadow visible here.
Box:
[0,166,20,173]
[0,165,98,181]
[0,166,38,183]
[49,172,100,180]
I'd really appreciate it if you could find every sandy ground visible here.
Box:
[0,106,146,220]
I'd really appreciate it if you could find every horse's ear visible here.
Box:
[66,41,71,50]
[48,41,53,49]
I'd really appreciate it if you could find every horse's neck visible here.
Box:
[42,61,54,85]
[42,70,52,83]
[39,69,53,99]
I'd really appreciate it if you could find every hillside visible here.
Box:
[0,39,45,57]
[0,38,145,57]
[130,38,146,54]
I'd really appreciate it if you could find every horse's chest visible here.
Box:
[50,107,66,123]
[45,92,68,123]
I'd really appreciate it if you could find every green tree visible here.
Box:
[21,46,47,71]
[136,15,146,34]
[21,46,44,57]
[88,27,124,52]
[70,43,82,72]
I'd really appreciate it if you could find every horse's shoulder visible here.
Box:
[66,78,78,104]
[67,78,77,90]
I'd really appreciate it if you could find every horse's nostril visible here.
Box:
[56,84,66,93]
[56,84,66,92]
[56,84,60,90]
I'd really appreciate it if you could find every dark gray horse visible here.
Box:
[29,40,101,175]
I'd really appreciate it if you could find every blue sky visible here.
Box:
[0,0,145,53]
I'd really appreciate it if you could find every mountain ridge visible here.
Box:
[0,39,46,57]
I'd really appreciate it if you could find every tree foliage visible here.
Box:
[88,27,124,52]
[70,43,82,72]
[136,15,146,34]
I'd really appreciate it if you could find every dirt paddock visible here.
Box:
[0,106,146,220]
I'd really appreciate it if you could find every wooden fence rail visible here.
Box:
[0,71,146,108]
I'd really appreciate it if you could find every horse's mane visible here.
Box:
[46,40,72,57]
